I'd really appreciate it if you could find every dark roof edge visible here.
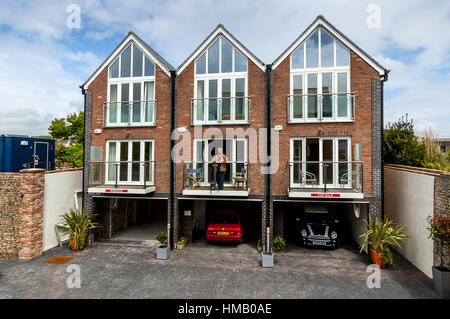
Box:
[81,31,175,89]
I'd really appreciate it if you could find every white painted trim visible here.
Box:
[88,186,156,195]
[84,33,171,90]
[182,189,250,197]
[177,27,265,75]
[273,18,386,75]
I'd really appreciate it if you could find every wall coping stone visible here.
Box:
[384,164,450,177]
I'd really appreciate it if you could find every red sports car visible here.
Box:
[206,210,243,243]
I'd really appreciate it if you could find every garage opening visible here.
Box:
[274,201,369,250]
[94,197,167,242]
[179,199,262,249]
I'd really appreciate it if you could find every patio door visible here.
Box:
[290,137,351,188]
[106,140,153,185]
[194,138,247,186]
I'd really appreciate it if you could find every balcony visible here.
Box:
[288,161,363,199]
[287,93,355,123]
[182,161,249,197]
[103,100,156,127]
[190,97,251,125]
[88,161,156,195]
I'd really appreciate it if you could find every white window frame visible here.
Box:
[289,28,352,123]
[289,137,351,188]
[105,139,154,186]
[106,43,156,127]
[193,138,248,186]
[289,70,351,123]
[193,36,249,125]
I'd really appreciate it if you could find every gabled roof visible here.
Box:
[272,15,389,76]
[81,32,175,90]
[177,24,265,75]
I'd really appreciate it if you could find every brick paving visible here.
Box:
[0,239,439,299]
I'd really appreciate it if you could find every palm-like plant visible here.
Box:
[59,209,100,250]
[360,215,408,254]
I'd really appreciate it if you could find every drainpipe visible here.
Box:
[264,64,273,252]
[380,70,389,220]
[80,85,87,213]
[169,70,177,249]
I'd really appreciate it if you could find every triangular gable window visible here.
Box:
[109,43,155,78]
[195,36,248,74]
[291,28,349,69]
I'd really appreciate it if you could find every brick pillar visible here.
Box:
[18,168,45,261]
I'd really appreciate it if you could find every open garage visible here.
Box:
[273,200,369,250]
[177,199,262,248]
[93,197,167,242]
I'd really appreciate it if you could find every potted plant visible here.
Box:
[359,215,408,268]
[427,215,450,298]
[176,236,187,250]
[273,235,287,252]
[156,231,170,259]
[257,238,263,253]
[59,209,100,251]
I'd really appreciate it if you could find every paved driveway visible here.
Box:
[0,239,439,298]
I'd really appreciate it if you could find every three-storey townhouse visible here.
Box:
[174,25,267,244]
[270,16,388,245]
[81,32,174,240]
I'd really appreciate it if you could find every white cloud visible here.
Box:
[0,0,448,136]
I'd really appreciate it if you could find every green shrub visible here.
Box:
[156,232,168,246]
[382,247,395,266]
[273,236,286,251]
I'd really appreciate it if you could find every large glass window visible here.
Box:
[109,43,155,79]
[106,140,154,185]
[320,30,334,67]
[290,137,352,187]
[195,36,248,74]
[107,43,156,126]
[292,44,304,69]
[306,30,319,68]
[221,39,233,73]
[120,45,131,78]
[193,36,248,124]
[291,28,350,69]
[208,39,220,74]
[290,28,351,122]
[193,138,247,186]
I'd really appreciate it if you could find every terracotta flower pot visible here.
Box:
[70,233,87,251]
[370,249,386,269]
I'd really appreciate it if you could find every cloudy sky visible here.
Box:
[0,0,449,137]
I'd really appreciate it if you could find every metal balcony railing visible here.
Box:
[89,160,155,188]
[288,161,363,193]
[183,161,249,191]
[103,100,157,127]
[190,96,251,125]
[287,93,355,123]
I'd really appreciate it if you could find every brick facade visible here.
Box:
[87,64,172,195]
[81,19,386,248]
[174,59,266,195]
[271,50,380,198]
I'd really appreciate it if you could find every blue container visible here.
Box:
[0,135,55,172]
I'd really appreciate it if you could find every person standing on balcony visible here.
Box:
[212,147,228,190]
